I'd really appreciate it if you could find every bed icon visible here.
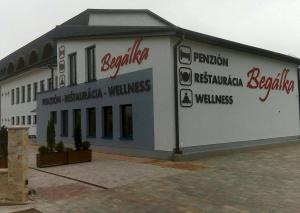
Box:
[179,45,192,65]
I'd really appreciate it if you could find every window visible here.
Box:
[11,89,14,105]
[50,111,57,124]
[33,82,38,101]
[103,106,113,138]
[21,86,25,103]
[40,80,45,92]
[22,116,25,125]
[87,108,96,137]
[69,53,77,85]
[16,88,20,104]
[86,46,96,81]
[11,117,14,125]
[121,105,133,138]
[55,76,58,89]
[16,116,20,125]
[61,110,68,137]
[27,115,31,125]
[48,78,53,91]
[27,84,31,102]
[33,115,37,124]
[73,109,81,134]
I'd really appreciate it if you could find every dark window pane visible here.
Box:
[21,86,25,103]
[121,105,133,138]
[103,106,113,138]
[69,53,77,85]
[11,89,14,105]
[16,88,20,104]
[27,84,31,102]
[61,110,68,137]
[50,111,57,124]
[87,108,96,137]
[33,82,38,101]
[73,109,81,131]
[86,46,96,81]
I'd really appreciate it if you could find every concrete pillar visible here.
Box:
[7,127,28,203]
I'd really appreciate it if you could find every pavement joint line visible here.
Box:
[29,167,109,190]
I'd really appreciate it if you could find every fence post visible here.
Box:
[7,127,29,203]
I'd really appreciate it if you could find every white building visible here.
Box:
[1,9,300,158]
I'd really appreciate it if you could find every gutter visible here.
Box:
[173,33,185,154]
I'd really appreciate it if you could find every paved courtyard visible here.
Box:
[2,142,300,212]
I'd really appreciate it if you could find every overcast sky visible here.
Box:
[1,0,300,60]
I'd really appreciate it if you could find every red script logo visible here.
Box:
[101,38,150,78]
[247,67,294,102]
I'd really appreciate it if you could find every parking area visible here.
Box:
[2,142,300,212]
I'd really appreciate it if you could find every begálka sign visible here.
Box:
[178,44,295,106]
[100,38,150,79]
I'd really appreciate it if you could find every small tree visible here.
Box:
[74,123,82,150]
[47,119,55,152]
[0,126,8,160]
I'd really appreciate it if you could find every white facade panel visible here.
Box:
[177,40,300,148]
[88,13,167,26]
[57,37,175,151]
[0,68,53,135]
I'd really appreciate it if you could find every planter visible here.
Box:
[36,152,68,168]
[0,159,7,168]
[67,150,92,164]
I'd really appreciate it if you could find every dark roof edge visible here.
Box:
[177,28,300,65]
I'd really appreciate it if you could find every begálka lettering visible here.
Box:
[194,72,243,87]
[101,38,149,78]
[247,67,294,102]
[193,52,229,67]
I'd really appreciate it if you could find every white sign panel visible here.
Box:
[177,40,300,148]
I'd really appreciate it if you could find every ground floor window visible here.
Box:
[87,108,96,137]
[73,109,81,135]
[121,104,133,138]
[61,110,68,137]
[103,106,113,138]
[50,111,57,124]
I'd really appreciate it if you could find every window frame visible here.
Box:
[69,53,77,85]
[86,108,96,137]
[86,46,96,82]
[102,106,113,138]
[120,104,133,139]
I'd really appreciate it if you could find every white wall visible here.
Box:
[88,13,167,26]
[177,40,300,148]
[57,37,175,151]
[0,68,53,135]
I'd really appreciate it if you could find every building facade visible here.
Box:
[1,9,300,158]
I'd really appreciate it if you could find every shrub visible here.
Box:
[55,141,64,152]
[47,119,55,152]
[0,126,8,160]
[82,141,91,150]
[74,123,82,150]
[38,146,49,155]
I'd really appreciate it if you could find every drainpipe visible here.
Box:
[297,65,300,125]
[173,33,185,154]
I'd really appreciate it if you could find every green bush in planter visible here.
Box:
[0,126,8,160]
[55,141,64,152]
[38,146,49,155]
[47,119,55,152]
[82,141,91,150]
[74,123,82,150]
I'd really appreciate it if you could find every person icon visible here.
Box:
[182,92,192,104]
[180,89,193,107]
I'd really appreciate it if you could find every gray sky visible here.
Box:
[1,0,300,60]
